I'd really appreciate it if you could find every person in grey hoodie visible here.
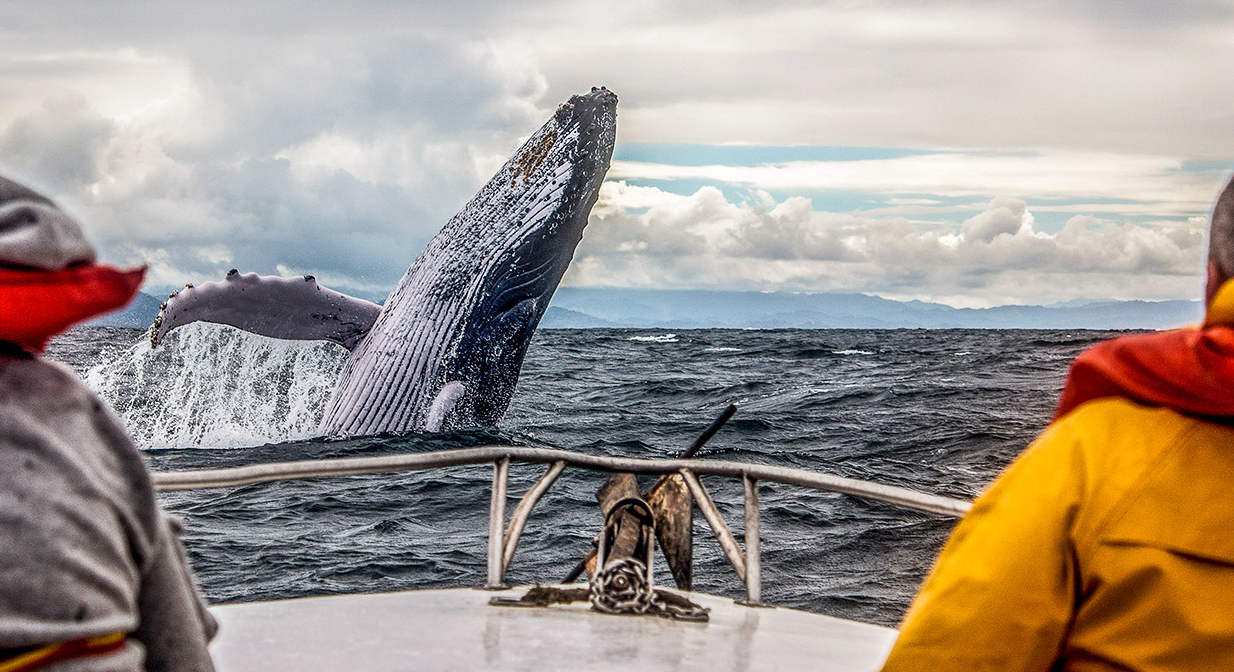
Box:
[0,175,217,671]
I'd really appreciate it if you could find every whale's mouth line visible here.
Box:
[470,90,615,316]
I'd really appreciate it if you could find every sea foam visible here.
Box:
[83,323,346,449]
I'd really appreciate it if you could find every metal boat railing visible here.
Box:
[152,445,971,606]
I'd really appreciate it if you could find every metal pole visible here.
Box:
[485,457,510,589]
[680,404,737,458]
[679,468,747,583]
[502,460,567,570]
[741,474,762,606]
[151,444,971,518]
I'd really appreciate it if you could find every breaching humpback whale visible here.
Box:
[150,87,617,436]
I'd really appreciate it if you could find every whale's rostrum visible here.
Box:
[150,87,618,437]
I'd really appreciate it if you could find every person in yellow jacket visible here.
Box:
[881,176,1234,672]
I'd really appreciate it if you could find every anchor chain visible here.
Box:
[589,558,709,622]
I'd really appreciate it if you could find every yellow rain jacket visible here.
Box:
[882,283,1234,672]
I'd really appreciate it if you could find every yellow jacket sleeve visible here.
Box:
[881,419,1087,672]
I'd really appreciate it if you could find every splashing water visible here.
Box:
[83,323,348,449]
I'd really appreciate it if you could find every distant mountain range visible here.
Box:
[540,288,1203,330]
[91,287,1203,331]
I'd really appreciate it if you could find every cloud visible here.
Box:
[0,94,116,193]
[519,0,1234,156]
[170,38,546,163]
[566,183,1208,306]
[0,34,554,299]
[722,196,858,261]
[611,150,1221,218]
[7,0,1234,158]
[0,0,1229,307]
[960,196,1029,244]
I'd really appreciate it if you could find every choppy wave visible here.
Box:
[47,326,1119,627]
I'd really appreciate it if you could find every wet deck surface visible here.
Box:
[209,585,896,671]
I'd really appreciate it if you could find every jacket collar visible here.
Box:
[1055,288,1234,421]
[1204,279,1234,328]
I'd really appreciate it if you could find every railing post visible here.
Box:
[502,460,567,570]
[679,468,747,583]
[741,474,762,606]
[485,456,511,589]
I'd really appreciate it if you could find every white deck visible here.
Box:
[209,585,897,671]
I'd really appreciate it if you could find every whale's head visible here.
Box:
[443,87,618,426]
[323,88,618,435]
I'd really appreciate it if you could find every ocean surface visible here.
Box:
[45,325,1121,628]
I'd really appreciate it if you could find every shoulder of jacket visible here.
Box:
[1049,397,1195,456]
[1048,398,1232,553]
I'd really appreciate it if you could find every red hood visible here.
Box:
[0,264,146,352]
[1055,282,1234,420]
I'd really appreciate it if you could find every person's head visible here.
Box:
[0,175,144,352]
[1206,175,1234,306]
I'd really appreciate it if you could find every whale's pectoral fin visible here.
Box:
[425,381,467,433]
[149,271,381,350]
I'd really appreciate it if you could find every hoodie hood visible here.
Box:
[0,176,144,351]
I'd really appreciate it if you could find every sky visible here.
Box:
[1,1,1232,308]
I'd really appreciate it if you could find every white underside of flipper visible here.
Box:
[424,381,466,433]
[150,271,381,350]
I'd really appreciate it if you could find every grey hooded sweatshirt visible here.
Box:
[0,344,217,671]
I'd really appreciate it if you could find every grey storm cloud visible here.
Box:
[0,27,556,297]
[0,95,114,193]
[172,37,545,162]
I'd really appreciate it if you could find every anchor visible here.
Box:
[494,405,736,622]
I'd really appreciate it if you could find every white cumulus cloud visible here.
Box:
[567,183,1208,307]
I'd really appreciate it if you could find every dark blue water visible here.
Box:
[46,327,1119,627]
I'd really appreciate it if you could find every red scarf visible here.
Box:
[1055,282,1234,420]
[0,265,146,352]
